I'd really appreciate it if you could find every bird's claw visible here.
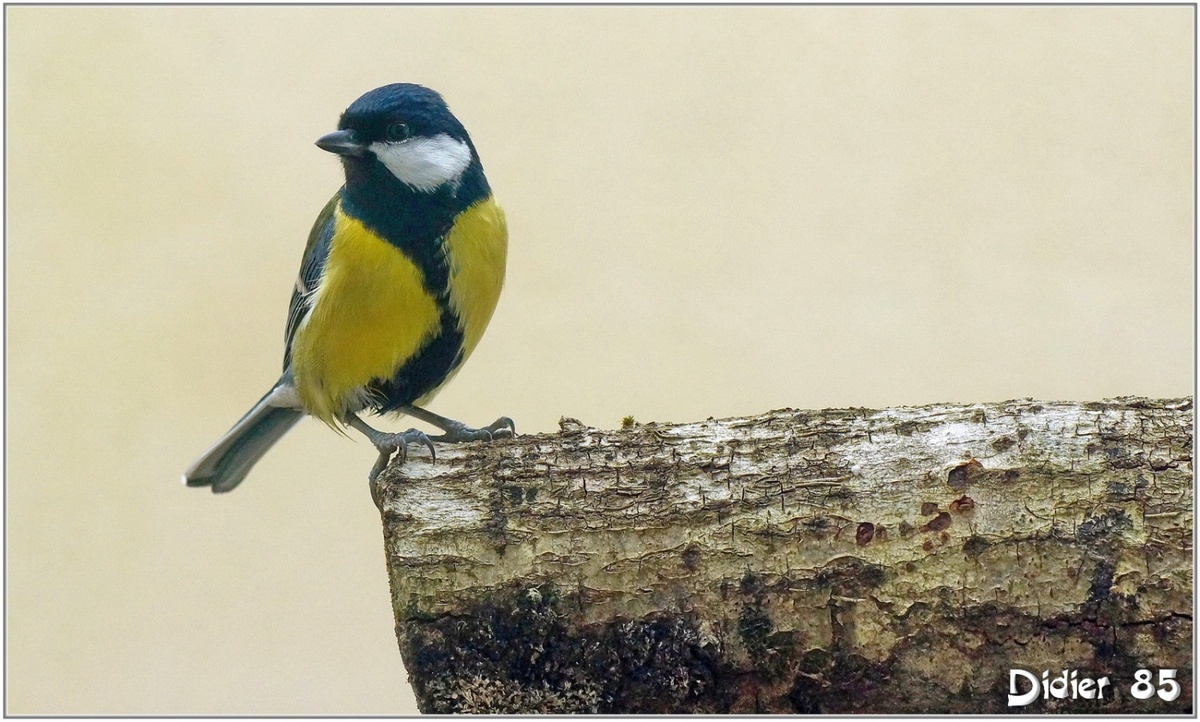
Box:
[368,427,436,483]
[430,416,517,443]
[489,416,517,439]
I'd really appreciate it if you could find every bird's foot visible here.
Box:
[368,427,436,483]
[367,427,436,511]
[429,416,516,444]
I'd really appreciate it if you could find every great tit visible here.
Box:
[184,83,512,494]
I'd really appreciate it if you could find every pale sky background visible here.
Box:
[6,5,1193,715]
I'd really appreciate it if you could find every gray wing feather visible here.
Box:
[283,191,340,371]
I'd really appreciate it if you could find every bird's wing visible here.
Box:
[282,190,340,371]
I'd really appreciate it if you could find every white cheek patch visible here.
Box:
[370,134,473,193]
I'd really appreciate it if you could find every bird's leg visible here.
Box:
[400,405,516,443]
[346,414,436,486]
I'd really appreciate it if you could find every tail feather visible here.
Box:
[184,384,304,493]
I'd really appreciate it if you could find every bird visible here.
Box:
[184,83,512,496]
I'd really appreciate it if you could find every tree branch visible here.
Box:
[377,397,1193,713]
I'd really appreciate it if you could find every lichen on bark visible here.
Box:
[378,397,1193,713]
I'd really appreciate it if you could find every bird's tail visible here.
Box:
[184,383,303,493]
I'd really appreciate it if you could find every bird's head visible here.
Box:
[316,83,478,194]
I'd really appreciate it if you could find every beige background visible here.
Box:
[6,5,1193,715]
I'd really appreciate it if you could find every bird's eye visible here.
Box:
[385,122,412,142]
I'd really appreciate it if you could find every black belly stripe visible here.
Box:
[369,298,464,413]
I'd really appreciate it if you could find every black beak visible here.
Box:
[316,129,368,157]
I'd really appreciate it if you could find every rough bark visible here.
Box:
[377,397,1193,714]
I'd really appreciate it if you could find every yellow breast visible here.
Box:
[290,207,440,425]
[437,196,508,393]
[290,197,507,425]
